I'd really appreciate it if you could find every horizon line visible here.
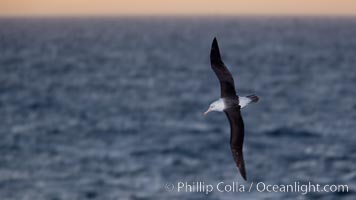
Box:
[1,13,356,19]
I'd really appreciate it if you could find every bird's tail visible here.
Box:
[246,95,259,103]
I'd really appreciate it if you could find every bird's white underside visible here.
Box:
[208,96,252,112]
[238,96,252,109]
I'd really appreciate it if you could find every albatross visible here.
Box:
[204,38,259,181]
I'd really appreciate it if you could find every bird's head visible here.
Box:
[204,99,225,115]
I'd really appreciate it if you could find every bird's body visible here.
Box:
[208,96,258,112]
[204,38,259,181]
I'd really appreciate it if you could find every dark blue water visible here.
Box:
[1,17,356,200]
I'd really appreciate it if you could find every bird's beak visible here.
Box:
[204,108,211,116]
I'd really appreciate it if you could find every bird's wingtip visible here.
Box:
[212,37,218,47]
[210,37,222,64]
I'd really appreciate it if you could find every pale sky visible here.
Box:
[1,0,356,16]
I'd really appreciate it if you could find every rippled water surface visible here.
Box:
[1,17,356,200]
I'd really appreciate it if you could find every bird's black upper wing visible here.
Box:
[210,38,236,98]
[224,107,247,181]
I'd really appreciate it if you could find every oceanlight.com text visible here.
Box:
[165,181,349,195]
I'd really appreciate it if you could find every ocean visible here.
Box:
[0,16,356,200]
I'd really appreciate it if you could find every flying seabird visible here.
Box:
[204,38,259,181]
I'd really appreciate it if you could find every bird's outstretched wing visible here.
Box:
[210,38,236,98]
[224,107,247,181]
